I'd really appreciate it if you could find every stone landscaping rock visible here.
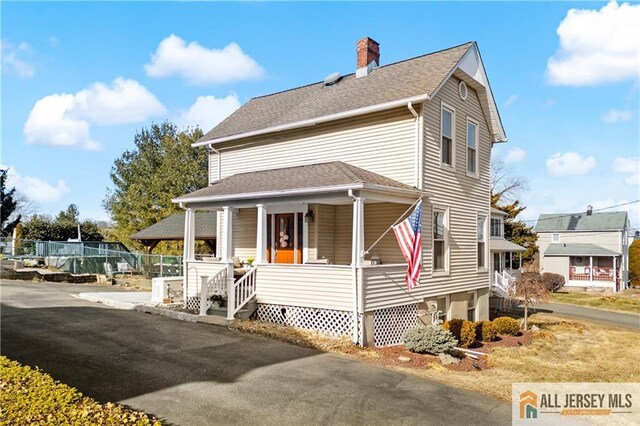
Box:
[530,325,540,332]
[397,356,411,362]
[439,353,460,365]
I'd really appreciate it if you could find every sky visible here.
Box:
[1,1,639,232]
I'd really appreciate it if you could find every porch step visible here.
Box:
[207,299,257,320]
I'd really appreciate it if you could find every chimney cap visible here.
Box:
[586,205,593,215]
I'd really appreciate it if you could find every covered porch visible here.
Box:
[173,162,425,345]
[489,238,525,297]
[544,243,621,291]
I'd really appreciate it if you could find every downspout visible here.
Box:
[208,144,222,182]
[407,102,422,189]
[348,189,360,344]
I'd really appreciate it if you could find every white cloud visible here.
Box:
[504,147,527,164]
[1,39,35,78]
[145,34,265,85]
[546,152,597,177]
[612,157,640,185]
[1,165,70,203]
[176,95,241,131]
[547,1,640,86]
[503,94,518,107]
[601,109,634,123]
[24,78,165,150]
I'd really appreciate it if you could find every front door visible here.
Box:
[274,213,295,263]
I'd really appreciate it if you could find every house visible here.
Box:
[535,207,630,292]
[173,37,508,346]
[489,208,525,297]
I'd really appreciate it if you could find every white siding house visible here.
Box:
[174,37,509,346]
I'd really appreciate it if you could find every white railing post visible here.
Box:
[256,204,267,264]
[199,276,208,316]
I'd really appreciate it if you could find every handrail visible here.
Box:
[228,267,257,320]
[199,268,228,316]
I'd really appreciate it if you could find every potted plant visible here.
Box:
[246,258,255,267]
[209,288,224,309]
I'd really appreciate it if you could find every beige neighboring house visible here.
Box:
[535,208,630,292]
[489,208,525,297]
[173,37,508,346]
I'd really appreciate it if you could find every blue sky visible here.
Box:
[2,1,639,230]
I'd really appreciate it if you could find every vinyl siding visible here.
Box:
[209,151,219,184]
[210,107,417,186]
[363,203,406,264]
[334,205,352,265]
[185,260,227,298]
[233,208,257,260]
[363,76,492,310]
[315,204,335,263]
[256,264,353,310]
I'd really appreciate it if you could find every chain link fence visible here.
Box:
[1,238,183,278]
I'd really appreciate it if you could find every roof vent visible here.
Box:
[324,72,342,86]
[458,81,468,100]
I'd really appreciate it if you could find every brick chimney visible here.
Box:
[356,37,380,78]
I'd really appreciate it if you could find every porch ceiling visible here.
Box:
[544,243,620,257]
[172,161,424,208]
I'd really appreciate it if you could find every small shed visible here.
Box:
[132,211,217,254]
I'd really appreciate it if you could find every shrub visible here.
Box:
[443,319,464,342]
[404,325,458,355]
[0,356,160,425]
[630,240,640,288]
[541,272,565,292]
[460,321,477,347]
[493,316,521,335]
[474,320,498,342]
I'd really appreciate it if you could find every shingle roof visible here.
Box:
[174,161,419,203]
[200,42,474,143]
[131,212,217,241]
[544,243,620,257]
[490,239,526,252]
[534,211,628,232]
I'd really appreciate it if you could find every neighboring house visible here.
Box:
[489,208,525,297]
[535,208,630,292]
[173,37,508,346]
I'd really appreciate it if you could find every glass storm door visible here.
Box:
[270,213,303,264]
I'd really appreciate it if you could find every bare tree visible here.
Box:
[514,272,548,330]
[491,156,529,204]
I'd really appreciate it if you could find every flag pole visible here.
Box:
[364,197,422,255]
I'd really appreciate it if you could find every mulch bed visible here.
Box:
[357,331,533,372]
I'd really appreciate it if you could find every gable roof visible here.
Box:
[544,243,620,257]
[535,211,628,232]
[131,211,217,241]
[173,161,420,204]
[195,41,506,146]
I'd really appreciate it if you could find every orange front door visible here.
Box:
[274,213,295,263]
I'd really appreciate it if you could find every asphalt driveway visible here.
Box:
[1,280,511,425]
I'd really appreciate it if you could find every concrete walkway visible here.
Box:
[531,302,639,330]
[77,291,152,309]
[1,279,511,426]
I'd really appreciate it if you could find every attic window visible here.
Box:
[458,81,468,101]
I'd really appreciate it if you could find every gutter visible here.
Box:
[193,93,432,147]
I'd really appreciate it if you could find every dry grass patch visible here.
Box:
[549,289,640,314]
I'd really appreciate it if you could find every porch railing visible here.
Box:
[569,267,615,282]
[228,266,257,320]
[199,268,228,316]
[493,270,516,297]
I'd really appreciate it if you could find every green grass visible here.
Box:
[549,290,640,314]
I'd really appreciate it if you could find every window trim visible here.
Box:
[552,233,560,243]
[440,101,456,169]
[477,213,488,271]
[466,117,479,178]
[432,205,450,276]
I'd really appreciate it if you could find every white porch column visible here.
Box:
[350,195,364,345]
[182,208,195,305]
[613,256,618,292]
[255,204,267,264]
[222,206,235,320]
[589,256,593,282]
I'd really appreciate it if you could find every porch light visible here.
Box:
[304,210,315,223]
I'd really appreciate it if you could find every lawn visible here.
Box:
[549,288,640,314]
[231,313,640,403]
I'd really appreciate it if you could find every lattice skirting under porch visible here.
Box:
[373,303,419,347]
[256,304,353,338]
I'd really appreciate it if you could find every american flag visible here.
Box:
[393,200,423,289]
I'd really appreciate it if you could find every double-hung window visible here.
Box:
[491,218,503,238]
[477,215,487,269]
[466,119,478,175]
[467,291,477,322]
[433,209,447,272]
[441,105,454,167]
[552,233,560,243]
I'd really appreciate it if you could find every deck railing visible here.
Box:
[569,267,615,282]
[228,266,257,320]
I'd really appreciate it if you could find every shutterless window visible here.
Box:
[467,292,477,322]
[433,211,446,271]
[477,216,486,268]
[491,218,503,237]
[436,297,447,323]
[467,120,478,174]
[552,233,560,243]
[441,107,454,166]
